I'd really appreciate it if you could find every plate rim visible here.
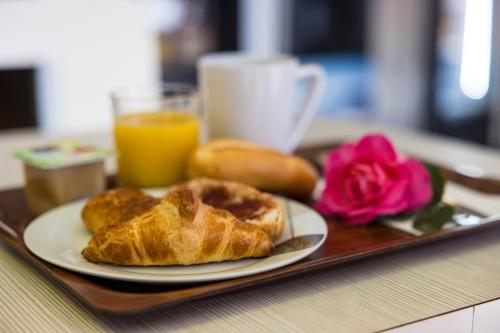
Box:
[23,196,328,284]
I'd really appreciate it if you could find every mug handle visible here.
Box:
[285,64,326,152]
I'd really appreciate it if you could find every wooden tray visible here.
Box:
[1,143,500,314]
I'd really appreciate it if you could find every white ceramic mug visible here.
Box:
[198,53,326,152]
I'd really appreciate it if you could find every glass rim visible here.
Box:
[111,83,197,103]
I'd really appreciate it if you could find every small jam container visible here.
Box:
[14,141,112,215]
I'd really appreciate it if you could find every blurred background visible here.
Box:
[1,0,500,146]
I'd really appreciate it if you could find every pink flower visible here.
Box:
[316,134,432,225]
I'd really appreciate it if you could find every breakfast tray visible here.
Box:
[1,143,499,314]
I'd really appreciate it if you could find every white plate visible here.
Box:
[23,194,327,284]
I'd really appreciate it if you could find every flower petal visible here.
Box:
[324,143,356,176]
[402,159,432,211]
[314,198,333,215]
[316,134,432,226]
[372,182,408,215]
[316,182,353,215]
[355,134,398,162]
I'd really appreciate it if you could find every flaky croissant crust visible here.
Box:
[81,188,159,233]
[82,189,273,266]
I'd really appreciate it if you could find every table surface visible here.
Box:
[2,117,500,332]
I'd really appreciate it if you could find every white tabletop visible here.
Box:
[1,117,500,332]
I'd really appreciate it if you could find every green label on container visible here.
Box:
[14,140,113,169]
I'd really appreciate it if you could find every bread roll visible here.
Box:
[187,139,318,198]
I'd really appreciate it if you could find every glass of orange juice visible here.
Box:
[111,84,200,188]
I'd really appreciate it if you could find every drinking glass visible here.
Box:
[111,84,199,188]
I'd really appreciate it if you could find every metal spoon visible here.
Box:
[272,212,499,255]
[273,234,324,255]
[453,213,500,227]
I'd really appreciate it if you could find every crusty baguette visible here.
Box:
[173,178,285,241]
[82,189,273,266]
[187,139,318,198]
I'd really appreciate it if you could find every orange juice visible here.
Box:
[114,111,200,187]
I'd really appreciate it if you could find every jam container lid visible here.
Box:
[14,140,113,169]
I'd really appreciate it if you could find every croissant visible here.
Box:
[81,189,273,266]
[81,188,160,233]
[172,178,285,241]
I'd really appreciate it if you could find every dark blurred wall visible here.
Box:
[292,0,365,54]
[0,68,37,130]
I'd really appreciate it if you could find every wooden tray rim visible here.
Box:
[1,143,499,313]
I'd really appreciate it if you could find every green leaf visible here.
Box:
[413,202,455,233]
[425,163,445,206]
